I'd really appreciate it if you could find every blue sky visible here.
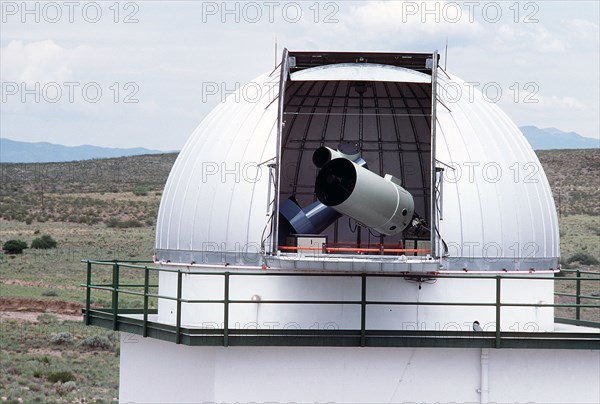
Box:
[1,0,599,150]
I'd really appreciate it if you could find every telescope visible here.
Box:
[315,155,414,237]
[280,143,414,237]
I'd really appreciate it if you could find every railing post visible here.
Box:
[224,272,230,347]
[176,270,183,344]
[361,273,367,347]
[576,269,581,321]
[112,261,120,331]
[85,261,92,325]
[143,266,149,338]
[495,275,501,348]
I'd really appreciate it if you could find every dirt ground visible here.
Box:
[0,297,83,322]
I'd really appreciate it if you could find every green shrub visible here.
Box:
[41,289,58,297]
[3,239,27,254]
[37,313,58,324]
[567,252,600,266]
[90,298,111,308]
[31,234,57,249]
[50,332,74,345]
[7,387,23,401]
[121,299,143,309]
[28,383,41,392]
[39,356,51,365]
[55,380,77,395]
[559,257,572,269]
[47,370,75,383]
[106,218,120,228]
[79,335,113,350]
[106,218,143,228]
[133,186,149,196]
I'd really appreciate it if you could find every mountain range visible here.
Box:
[1,126,597,163]
[0,138,168,163]
[518,126,598,150]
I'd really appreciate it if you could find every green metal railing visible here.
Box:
[554,269,600,328]
[81,260,600,349]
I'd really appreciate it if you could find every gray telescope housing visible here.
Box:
[315,158,415,236]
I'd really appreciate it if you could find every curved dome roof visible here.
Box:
[156,60,559,270]
[156,70,279,264]
[434,74,558,269]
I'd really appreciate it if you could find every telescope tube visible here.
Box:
[315,158,414,236]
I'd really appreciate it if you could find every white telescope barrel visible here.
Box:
[315,158,414,236]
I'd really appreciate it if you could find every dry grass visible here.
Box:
[1,315,120,402]
[537,148,600,216]
[0,153,176,226]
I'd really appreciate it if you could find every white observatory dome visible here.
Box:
[156,51,559,271]
[119,52,600,404]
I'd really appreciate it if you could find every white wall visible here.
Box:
[120,334,600,404]
[157,269,555,332]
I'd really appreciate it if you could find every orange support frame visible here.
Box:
[278,246,431,254]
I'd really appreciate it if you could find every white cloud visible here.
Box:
[559,18,600,52]
[0,40,74,83]
[531,95,586,110]
[280,1,484,52]
[493,17,599,55]
[344,0,483,34]
[0,39,158,85]
[0,1,597,148]
[494,25,567,53]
